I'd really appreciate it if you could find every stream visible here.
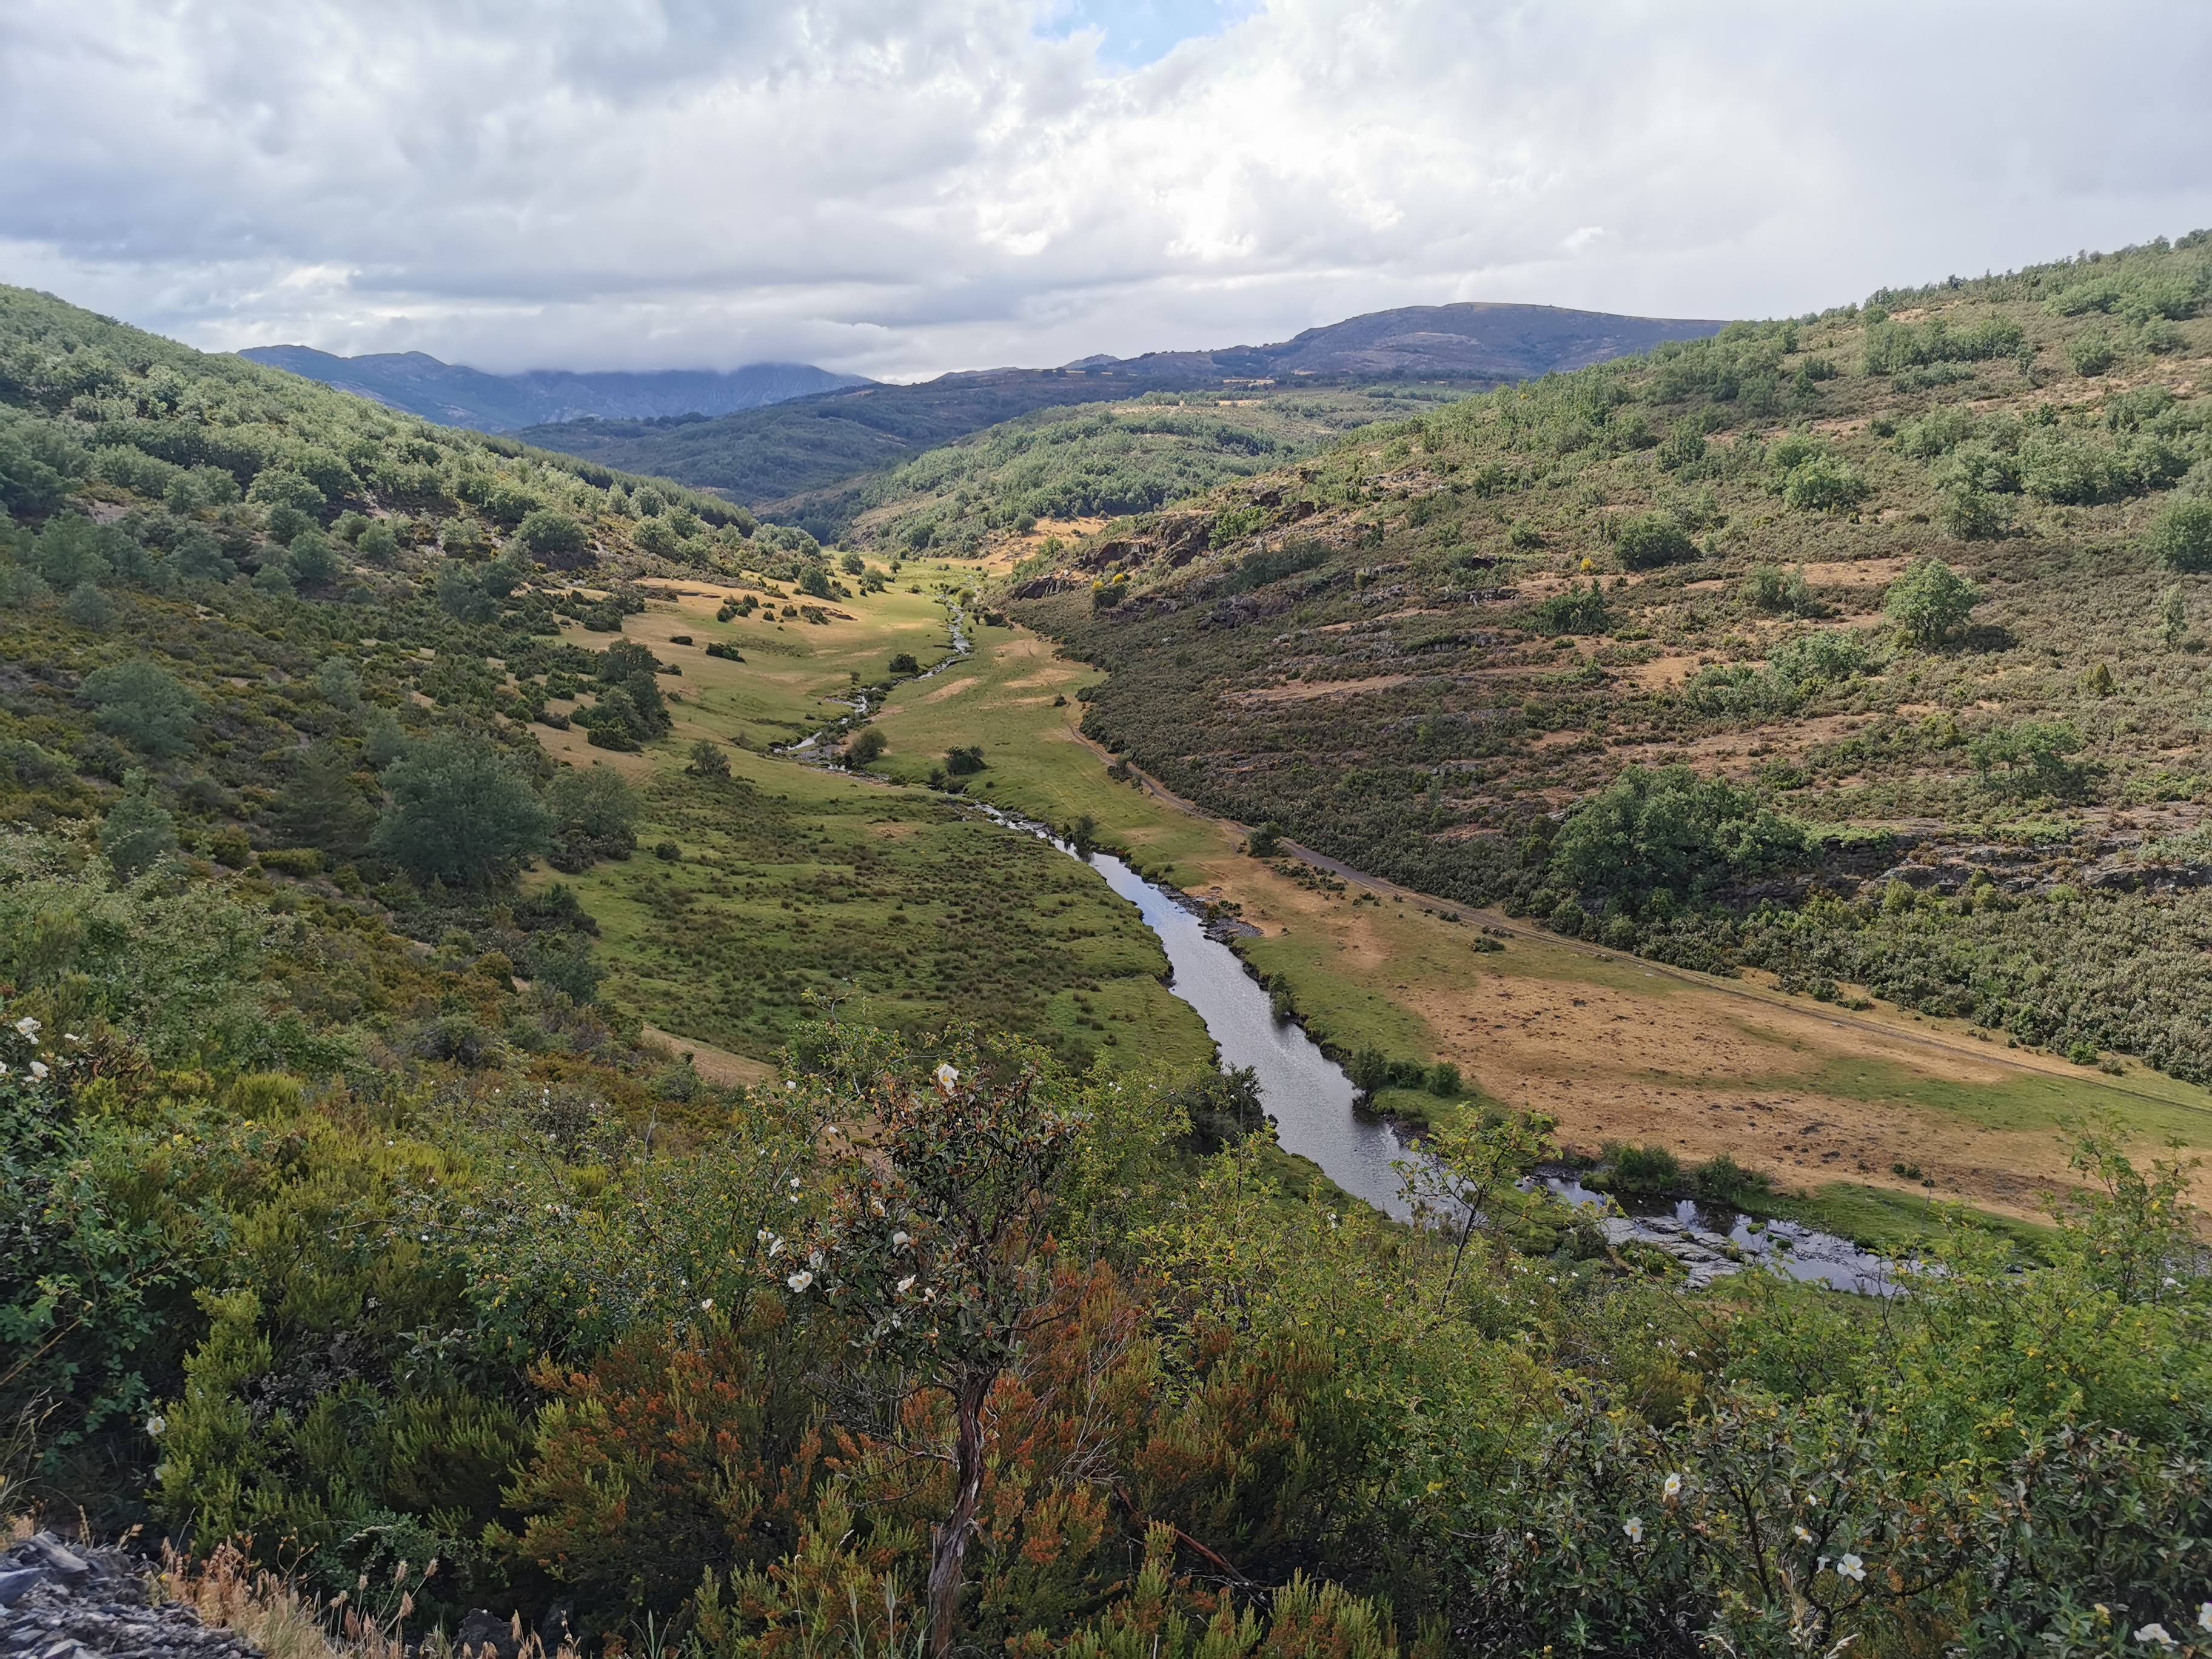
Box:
[980,809,1902,1289]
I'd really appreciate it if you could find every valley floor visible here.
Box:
[545,558,2212,1237]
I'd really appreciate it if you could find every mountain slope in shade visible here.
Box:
[518,301,1726,506]
[235,346,868,433]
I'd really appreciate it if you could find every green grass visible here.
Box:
[1792,1053,2212,1141]
[1749,1181,2057,1261]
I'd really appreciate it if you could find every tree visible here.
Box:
[685,739,730,778]
[1780,455,1870,514]
[2145,498,2212,573]
[943,745,987,776]
[99,771,177,879]
[82,659,199,756]
[285,528,341,588]
[2158,583,2191,650]
[370,734,552,887]
[798,567,833,601]
[437,560,495,623]
[546,763,641,870]
[517,508,589,567]
[275,742,375,860]
[888,652,921,677]
[1883,557,1980,647]
[844,727,886,767]
[1614,511,1694,569]
[1550,765,1808,910]
[783,1030,1085,1659]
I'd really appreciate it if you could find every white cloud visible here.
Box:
[2,0,2208,378]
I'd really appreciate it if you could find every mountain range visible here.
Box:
[508,301,1727,507]
[233,346,867,433]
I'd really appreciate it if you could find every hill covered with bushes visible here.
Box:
[1013,233,2212,1082]
[2,267,2210,1659]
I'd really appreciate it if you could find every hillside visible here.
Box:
[1079,300,1727,381]
[237,345,866,432]
[4,264,2211,1659]
[515,301,1724,509]
[1008,234,2212,1083]
[790,383,1451,549]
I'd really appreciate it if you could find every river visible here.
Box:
[978,807,1900,1290]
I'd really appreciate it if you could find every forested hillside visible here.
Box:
[1015,234,2212,1083]
[828,386,1446,552]
[2,268,2211,1659]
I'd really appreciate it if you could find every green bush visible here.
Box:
[517,508,589,565]
[2067,333,2117,377]
[1603,1141,1683,1195]
[1614,511,1694,569]
[1550,765,1809,910]
[370,734,552,886]
[1780,454,1869,514]
[1883,557,1979,647]
[2145,497,2212,572]
[82,660,200,756]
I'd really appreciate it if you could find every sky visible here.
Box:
[2,0,2210,381]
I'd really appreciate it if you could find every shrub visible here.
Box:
[845,728,887,766]
[888,652,922,676]
[686,739,730,779]
[2067,333,2117,377]
[1530,581,1609,635]
[1938,488,2012,541]
[1767,628,1869,686]
[1743,563,1815,615]
[1780,454,1869,514]
[1246,821,1284,857]
[1604,1141,1683,1195]
[2145,498,2212,572]
[1883,557,1980,647]
[1427,1061,1461,1098]
[517,508,589,566]
[1971,720,2090,801]
[1614,512,1694,569]
[945,745,987,776]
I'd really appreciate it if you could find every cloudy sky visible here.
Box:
[3,0,2209,380]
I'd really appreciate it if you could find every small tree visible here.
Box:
[275,741,375,860]
[2158,583,2190,650]
[100,770,177,879]
[1883,557,1980,648]
[844,727,887,767]
[82,659,199,756]
[782,1032,1085,1659]
[371,734,552,886]
[2145,498,2212,573]
[516,508,588,566]
[1396,1109,1555,1308]
[686,738,731,778]
[1614,511,1694,569]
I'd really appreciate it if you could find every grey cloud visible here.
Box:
[3,0,2209,378]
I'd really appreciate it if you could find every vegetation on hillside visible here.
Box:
[5,256,2212,1659]
[836,388,1449,555]
[1014,233,2212,1077]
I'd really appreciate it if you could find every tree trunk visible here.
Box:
[927,1370,993,1659]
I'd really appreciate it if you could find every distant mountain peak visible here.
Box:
[236,346,870,433]
[1060,301,1726,382]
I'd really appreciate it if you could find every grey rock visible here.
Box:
[0,1575,45,1612]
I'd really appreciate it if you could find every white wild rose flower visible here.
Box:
[1835,1553,1865,1583]
[896,1276,916,1294]
[1622,1518,1643,1544]
[934,1062,960,1093]
[786,1270,814,1293]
